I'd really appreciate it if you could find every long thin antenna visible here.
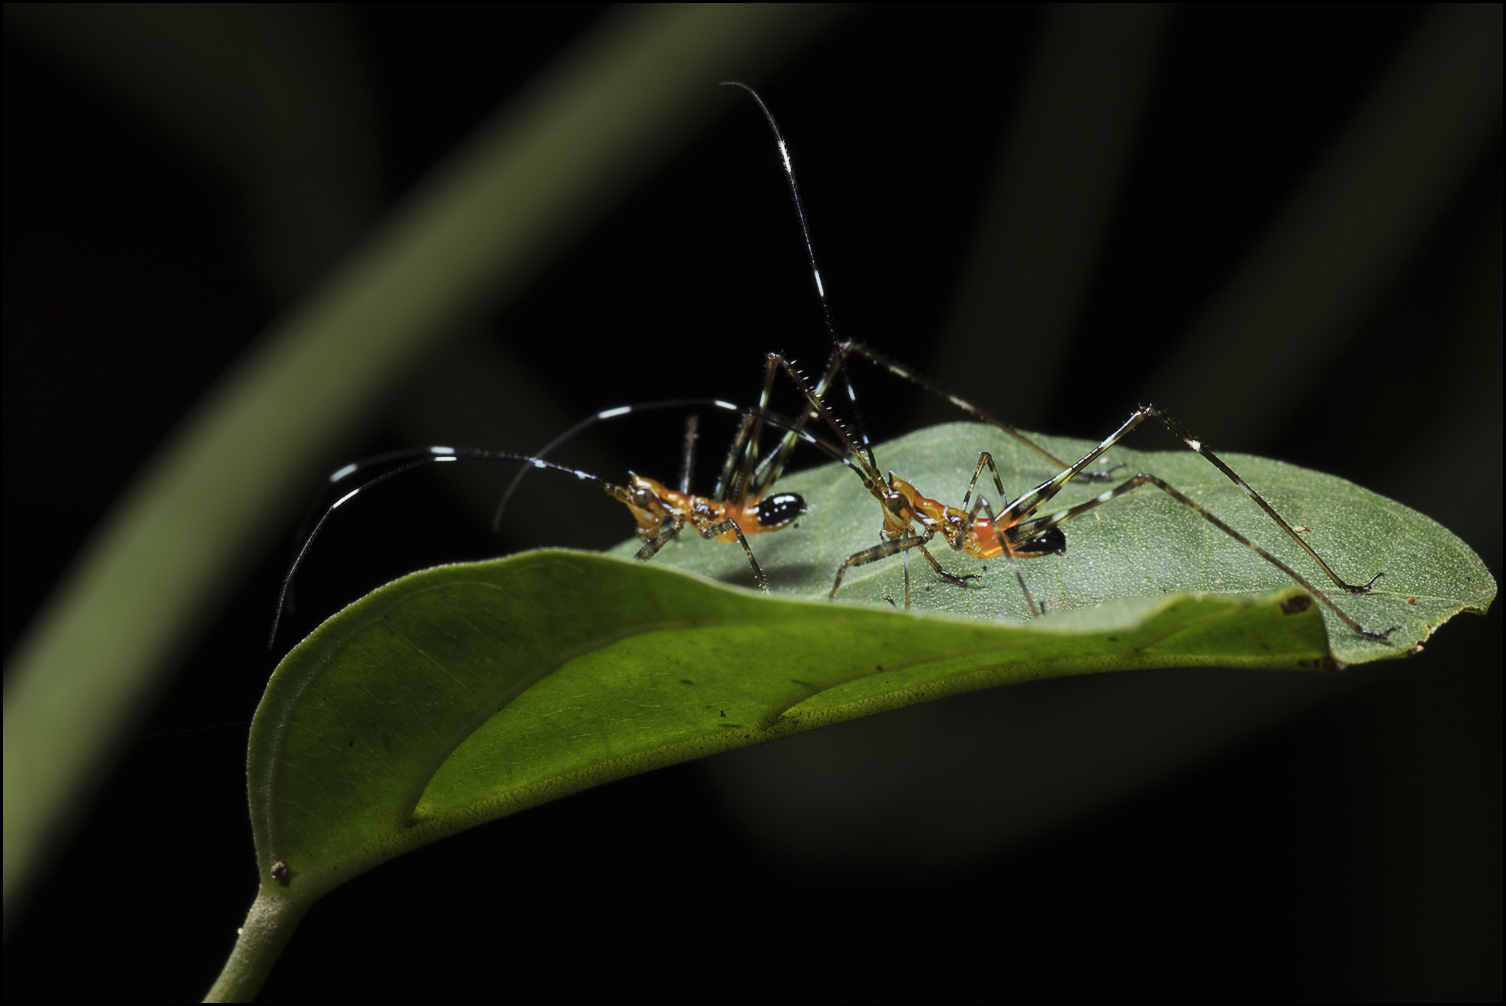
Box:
[721,82,833,330]
[722,82,878,472]
[492,398,744,530]
[272,449,609,650]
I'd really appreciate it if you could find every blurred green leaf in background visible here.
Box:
[3,0,841,924]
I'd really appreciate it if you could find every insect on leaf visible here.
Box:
[246,423,1493,908]
[625,422,1495,667]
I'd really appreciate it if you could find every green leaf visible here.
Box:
[620,422,1495,668]
[5,3,846,927]
[252,553,1330,898]
[259,421,1496,877]
[229,421,1492,995]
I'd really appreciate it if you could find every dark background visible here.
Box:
[4,4,1500,1000]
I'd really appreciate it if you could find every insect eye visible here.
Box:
[632,490,655,509]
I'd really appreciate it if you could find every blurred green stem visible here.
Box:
[2,3,840,926]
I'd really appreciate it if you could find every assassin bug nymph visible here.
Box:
[270,397,844,648]
[773,349,1396,642]
[728,84,1397,643]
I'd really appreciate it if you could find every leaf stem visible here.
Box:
[204,890,311,1003]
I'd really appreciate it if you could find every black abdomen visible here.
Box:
[754,493,806,529]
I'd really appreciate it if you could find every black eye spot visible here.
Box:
[755,493,806,529]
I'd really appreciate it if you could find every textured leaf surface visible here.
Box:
[248,422,1493,899]
[621,422,1495,666]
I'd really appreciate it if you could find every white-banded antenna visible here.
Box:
[720,82,839,344]
[274,449,612,650]
[722,82,877,471]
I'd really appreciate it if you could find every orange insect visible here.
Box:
[730,83,1394,641]
[269,396,833,649]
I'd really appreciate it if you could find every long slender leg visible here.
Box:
[767,353,886,492]
[733,348,846,504]
[913,543,982,589]
[752,346,847,497]
[768,357,1002,606]
[962,491,1041,618]
[902,549,909,609]
[678,415,699,495]
[634,515,772,594]
[996,406,1385,601]
[698,517,771,593]
[998,548,1039,618]
[634,516,684,562]
[729,355,782,505]
[959,451,1009,514]
[712,412,756,504]
[828,534,982,607]
[840,340,1119,481]
[707,401,849,504]
[832,342,880,476]
[1147,409,1381,594]
[721,84,856,493]
[769,352,1023,607]
[830,533,934,599]
[1014,473,1397,641]
[999,407,1156,523]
